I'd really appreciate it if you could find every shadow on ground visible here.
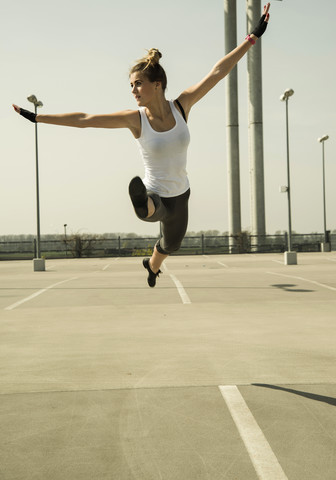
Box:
[271,284,315,293]
[252,383,336,406]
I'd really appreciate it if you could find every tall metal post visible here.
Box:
[280,88,296,265]
[322,141,327,243]
[34,104,41,259]
[64,224,68,257]
[318,134,329,246]
[246,0,266,248]
[285,98,292,252]
[28,94,45,271]
[224,0,241,253]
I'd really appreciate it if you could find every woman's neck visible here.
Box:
[145,96,170,121]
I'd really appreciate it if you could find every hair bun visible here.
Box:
[146,48,162,66]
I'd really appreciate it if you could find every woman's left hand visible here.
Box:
[251,3,270,38]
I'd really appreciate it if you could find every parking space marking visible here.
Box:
[271,260,284,265]
[219,385,288,480]
[102,258,120,270]
[162,263,191,304]
[169,274,191,304]
[4,277,78,311]
[267,271,336,292]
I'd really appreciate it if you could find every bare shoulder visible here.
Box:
[173,99,188,122]
[174,96,190,121]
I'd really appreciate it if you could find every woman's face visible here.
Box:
[130,72,158,106]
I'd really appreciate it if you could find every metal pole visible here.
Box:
[285,98,292,252]
[322,141,327,243]
[224,0,241,253]
[246,0,266,248]
[34,104,41,258]
[64,224,68,257]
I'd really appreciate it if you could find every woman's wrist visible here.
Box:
[19,107,37,123]
[250,34,258,43]
[245,34,257,45]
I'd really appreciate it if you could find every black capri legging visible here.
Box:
[135,188,191,255]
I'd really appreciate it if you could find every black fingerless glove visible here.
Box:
[251,14,268,38]
[20,108,37,123]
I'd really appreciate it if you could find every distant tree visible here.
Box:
[66,233,97,258]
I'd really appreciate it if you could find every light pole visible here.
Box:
[27,94,45,271]
[64,224,68,257]
[317,134,330,251]
[280,88,297,265]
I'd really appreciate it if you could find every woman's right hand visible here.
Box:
[12,104,37,123]
[12,104,21,114]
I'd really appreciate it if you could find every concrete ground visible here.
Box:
[0,252,335,479]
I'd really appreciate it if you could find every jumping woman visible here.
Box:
[13,3,270,287]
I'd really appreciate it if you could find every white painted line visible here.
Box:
[271,260,284,265]
[162,262,191,304]
[267,271,336,292]
[219,385,288,480]
[217,261,229,269]
[4,277,78,311]
[102,258,120,270]
[169,274,191,304]
[161,262,168,273]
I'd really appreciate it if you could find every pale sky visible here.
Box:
[2,0,335,237]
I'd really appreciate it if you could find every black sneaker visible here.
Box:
[129,176,148,218]
[143,258,162,288]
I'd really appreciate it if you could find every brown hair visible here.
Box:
[130,48,167,91]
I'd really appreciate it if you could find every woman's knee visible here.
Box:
[156,239,182,255]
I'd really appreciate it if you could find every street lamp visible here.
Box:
[317,134,330,251]
[27,94,45,271]
[280,88,297,265]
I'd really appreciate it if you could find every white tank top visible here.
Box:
[135,100,190,198]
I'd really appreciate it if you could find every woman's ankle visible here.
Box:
[149,258,160,273]
[149,247,168,273]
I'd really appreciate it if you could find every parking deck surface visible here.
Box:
[1,253,336,479]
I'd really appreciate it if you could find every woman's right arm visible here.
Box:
[12,104,140,135]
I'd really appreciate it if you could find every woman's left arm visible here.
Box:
[178,3,270,117]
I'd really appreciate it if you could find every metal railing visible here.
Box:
[0,233,334,260]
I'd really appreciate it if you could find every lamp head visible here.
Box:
[27,95,37,104]
[280,88,294,101]
[318,135,329,143]
[27,95,43,107]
